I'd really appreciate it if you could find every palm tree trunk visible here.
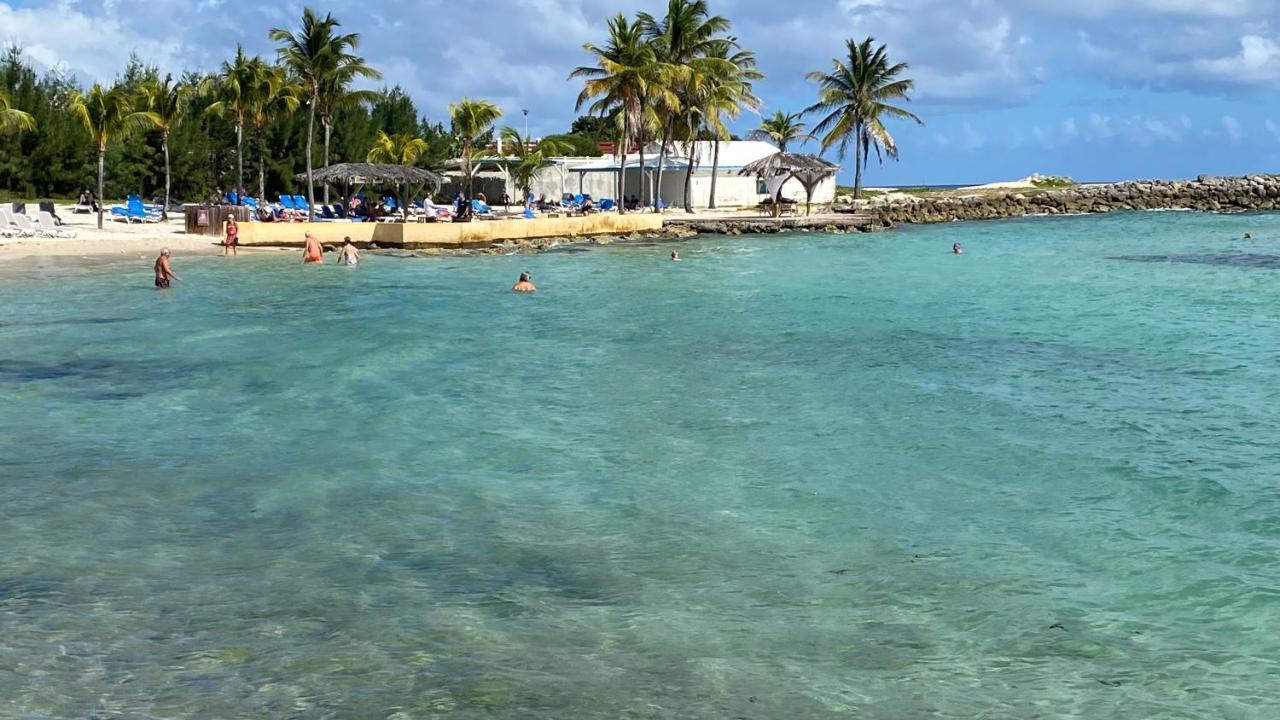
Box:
[306,96,316,221]
[96,146,105,230]
[708,139,720,210]
[654,122,671,213]
[637,143,646,209]
[256,129,266,203]
[853,125,864,200]
[683,147,695,213]
[322,121,331,205]
[618,113,629,214]
[235,122,244,205]
[162,135,171,222]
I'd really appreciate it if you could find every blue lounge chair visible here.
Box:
[471,199,493,216]
[321,205,337,220]
[599,199,616,211]
[293,195,310,212]
[278,195,297,211]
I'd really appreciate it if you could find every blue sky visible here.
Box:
[4,0,1280,185]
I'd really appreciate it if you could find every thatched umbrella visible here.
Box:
[297,163,442,221]
[738,153,839,217]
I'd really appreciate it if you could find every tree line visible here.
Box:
[0,1,922,224]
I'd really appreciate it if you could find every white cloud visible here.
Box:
[1222,115,1245,143]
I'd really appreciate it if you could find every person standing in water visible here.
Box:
[338,237,359,266]
[512,271,536,292]
[222,214,238,256]
[302,232,324,264]
[670,250,681,261]
[952,243,963,254]
[154,248,181,288]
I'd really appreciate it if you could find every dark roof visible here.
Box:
[737,152,839,179]
[297,163,441,186]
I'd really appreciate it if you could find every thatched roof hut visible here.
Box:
[738,153,839,216]
[297,164,442,220]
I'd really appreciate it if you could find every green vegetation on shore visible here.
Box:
[1,1,924,208]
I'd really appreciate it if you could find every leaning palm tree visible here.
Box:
[366,130,428,164]
[247,65,300,203]
[314,56,380,204]
[204,45,258,203]
[0,89,36,134]
[640,0,732,211]
[143,74,191,219]
[804,37,922,198]
[448,98,502,198]
[704,40,762,209]
[496,127,571,207]
[748,111,809,153]
[271,8,373,220]
[570,14,661,213]
[68,83,159,228]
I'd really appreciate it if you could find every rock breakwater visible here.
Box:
[865,175,1280,226]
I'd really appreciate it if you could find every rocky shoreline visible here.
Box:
[860,174,1280,226]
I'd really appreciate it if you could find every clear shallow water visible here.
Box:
[2,211,1280,719]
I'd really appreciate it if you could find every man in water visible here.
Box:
[302,231,324,264]
[952,243,963,254]
[512,271,536,293]
[338,237,359,266]
[154,248,180,288]
[670,250,681,261]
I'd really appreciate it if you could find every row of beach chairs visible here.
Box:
[110,195,163,223]
[0,207,77,238]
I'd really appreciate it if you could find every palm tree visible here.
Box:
[0,89,35,134]
[314,56,380,204]
[748,111,809,152]
[639,0,732,212]
[204,45,257,203]
[142,74,191,220]
[68,83,159,228]
[570,14,660,213]
[448,98,502,199]
[247,65,300,203]
[805,37,922,198]
[271,8,376,220]
[497,127,570,207]
[366,130,428,164]
[704,40,762,210]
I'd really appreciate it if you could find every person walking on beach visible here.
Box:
[154,249,180,289]
[302,232,324,264]
[512,271,536,292]
[222,214,239,256]
[337,237,359,266]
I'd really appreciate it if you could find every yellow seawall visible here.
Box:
[238,214,663,249]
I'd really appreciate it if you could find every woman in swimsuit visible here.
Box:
[223,215,238,256]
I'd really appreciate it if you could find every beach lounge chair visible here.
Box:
[38,211,76,238]
[126,197,161,223]
[278,195,297,211]
[292,195,310,213]
[0,209,31,237]
[471,199,494,218]
[599,199,616,212]
[10,211,47,237]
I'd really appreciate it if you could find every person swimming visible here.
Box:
[512,271,536,293]
[670,251,681,261]
[952,243,963,254]
[338,237,359,266]
[302,231,324,264]
[153,248,181,288]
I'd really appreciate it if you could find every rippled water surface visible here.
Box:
[3,211,1280,719]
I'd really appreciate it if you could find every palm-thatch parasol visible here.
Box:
[297,163,442,221]
[738,153,840,217]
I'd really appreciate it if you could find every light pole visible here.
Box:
[523,109,529,142]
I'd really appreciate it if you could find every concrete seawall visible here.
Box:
[238,213,663,249]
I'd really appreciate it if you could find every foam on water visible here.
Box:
[1,211,1279,718]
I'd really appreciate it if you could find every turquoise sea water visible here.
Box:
[2,211,1280,719]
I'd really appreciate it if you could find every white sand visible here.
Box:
[959,176,1039,191]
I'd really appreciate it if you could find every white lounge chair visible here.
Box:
[0,209,36,237]
[38,211,76,238]
[10,211,47,237]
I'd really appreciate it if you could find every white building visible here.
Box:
[450,141,839,211]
